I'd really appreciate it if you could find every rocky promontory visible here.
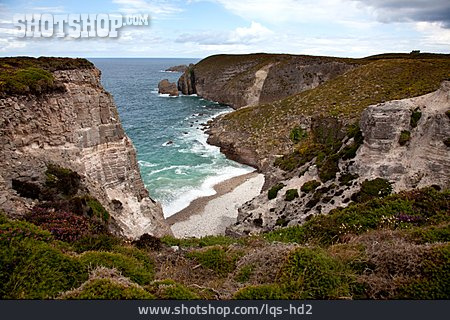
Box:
[158,79,179,96]
[186,53,450,235]
[178,54,357,108]
[0,57,171,238]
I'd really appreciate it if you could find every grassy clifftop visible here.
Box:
[0,57,94,96]
[0,186,448,299]
[213,56,450,164]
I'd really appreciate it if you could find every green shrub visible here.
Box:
[268,183,286,200]
[318,154,340,182]
[0,212,8,224]
[72,234,122,253]
[86,197,109,222]
[146,280,200,300]
[410,109,422,128]
[264,225,306,244]
[301,180,321,193]
[285,189,299,201]
[340,125,364,160]
[352,178,392,203]
[79,250,154,285]
[233,284,287,299]
[235,265,254,283]
[65,278,154,300]
[45,164,81,196]
[187,247,240,276]
[278,247,352,299]
[407,224,450,244]
[445,110,450,119]
[0,219,87,299]
[399,130,411,146]
[0,67,54,95]
[289,127,307,143]
[396,244,450,299]
[339,173,359,186]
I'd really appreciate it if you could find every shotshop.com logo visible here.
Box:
[13,13,149,38]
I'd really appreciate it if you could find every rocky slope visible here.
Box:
[0,58,171,238]
[178,54,358,108]
[182,53,450,234]
[229,81,450,234]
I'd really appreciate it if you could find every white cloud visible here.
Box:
[28,6,66,13]
[176,21,273,45]
[415,22,450,48]
[206,0,364,24]
[112,0,182,17]
[230,22,273,43]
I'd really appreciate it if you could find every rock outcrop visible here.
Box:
[178,54,357,108]
[165,65,188,73]
[177,64,196,95]
[354,81,450,190]
[158,79,179,96]
[0,61,171,238]
[227,81,450,235]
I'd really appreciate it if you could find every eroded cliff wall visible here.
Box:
[228,81,450,235]
[0,63,170,238]
[178,54,357,109]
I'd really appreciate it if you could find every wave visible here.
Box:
[147,165,192,176]
[162,166,255,218]
[138,160,158,168]
[158,93,178,98]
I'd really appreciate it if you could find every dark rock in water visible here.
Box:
[165,140,173,146]
[165,65,188,73]
[158,79,179,96]
[178,64,196,95]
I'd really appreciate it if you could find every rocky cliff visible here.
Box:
[178,54,357,108]
[0,58,170,238]
[189,53,450,235]
[228,81,450,234]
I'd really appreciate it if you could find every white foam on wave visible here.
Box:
[180,93,198,97]
[158,93,178,98]
[147,165,191,176]
[162,166,255,218]
[138,160,158,168]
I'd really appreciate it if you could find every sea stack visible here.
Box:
[158,79,179,96]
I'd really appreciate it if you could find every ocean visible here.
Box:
[89,58,254,217]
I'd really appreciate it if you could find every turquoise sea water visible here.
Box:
[89,58,254,217]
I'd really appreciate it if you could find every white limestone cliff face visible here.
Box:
[355,81,450,190]
[0,67,171,238]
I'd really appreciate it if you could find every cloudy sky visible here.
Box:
[0,0,449,58]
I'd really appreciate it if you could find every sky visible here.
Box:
[0,0,449,58]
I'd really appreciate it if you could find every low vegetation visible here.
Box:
[0,57,93,96]
[301,180,321,193]
[285,189,299,201]
[268,183,286,200]
[1,186,447,299]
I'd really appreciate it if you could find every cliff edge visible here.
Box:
[0,57,171,238]
[178,54,357,108]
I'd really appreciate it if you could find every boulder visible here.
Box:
[158,79,179,96]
